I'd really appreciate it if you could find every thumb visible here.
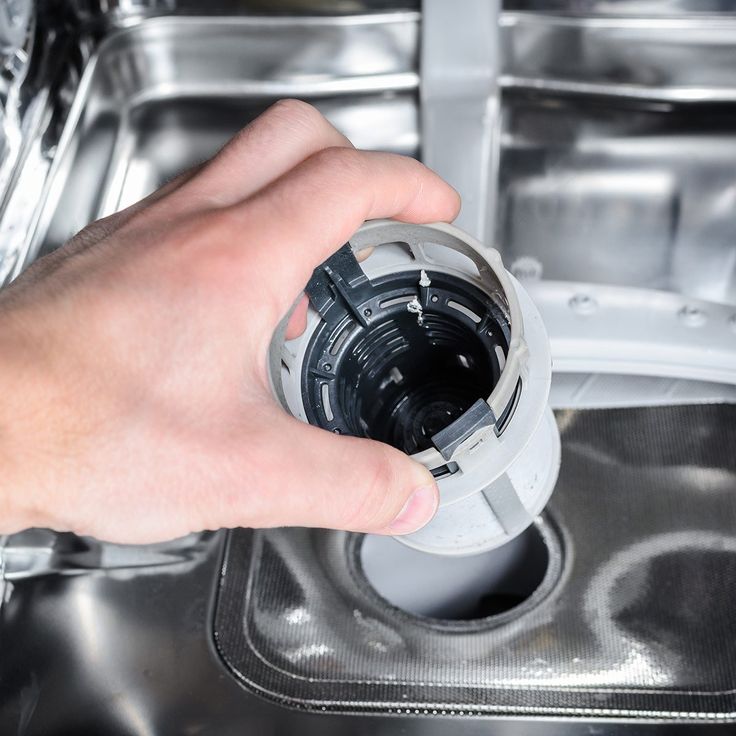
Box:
[245,413,439,536]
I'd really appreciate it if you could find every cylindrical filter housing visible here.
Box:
[270,220,560,555]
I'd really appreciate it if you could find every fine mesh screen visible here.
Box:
[214,405,736,720]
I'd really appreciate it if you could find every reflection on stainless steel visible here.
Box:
[4,9,736,307]
[0,5,90,285]
[215,405,736,720]
[581,529,736,688]
[20,15,420,270]
[506,1,736,16]
[0,1,31,55]
[0,2,32,281]
[497,94,736,304]
[67,0,420,28]
[1,529,213,580]
[501,13,736,103]
[493,12,736,304]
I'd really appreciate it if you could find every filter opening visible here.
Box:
[338,309,498,455]
[302,270,510,457]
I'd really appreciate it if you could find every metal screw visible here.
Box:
[323,363,332,372]
[363,308,372,317]
[568,293,597,315]
[678,305,707,327]
[430,294,439,303]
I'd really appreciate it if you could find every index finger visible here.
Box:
[234,147,461,319]
[174,99,353,210]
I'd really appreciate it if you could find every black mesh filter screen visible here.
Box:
[214,405,736,720]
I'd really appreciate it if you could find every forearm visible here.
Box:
[0,309,59,535]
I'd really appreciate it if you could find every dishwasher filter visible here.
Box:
[269,220,560,555]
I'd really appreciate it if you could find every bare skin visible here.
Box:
[0,100,460,544]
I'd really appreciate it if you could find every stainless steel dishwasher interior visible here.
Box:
[21,13,736,308]
[33,16,420,261]
[2,6,736,733]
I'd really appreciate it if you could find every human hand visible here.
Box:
[0,100,460,543]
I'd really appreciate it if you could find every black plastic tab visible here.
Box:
[305,244,370,327]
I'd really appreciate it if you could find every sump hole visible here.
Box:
[360,524,549,621]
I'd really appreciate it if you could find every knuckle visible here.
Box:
[310,146,367,184]
[263,99,332,142]
[225,99,332,159]
[269,97,323,124]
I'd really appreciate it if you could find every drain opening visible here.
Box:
[359,524,549,621]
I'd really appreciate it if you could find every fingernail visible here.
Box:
[387,485,439,535]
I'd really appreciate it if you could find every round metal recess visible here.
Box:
[269,220,560,556]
